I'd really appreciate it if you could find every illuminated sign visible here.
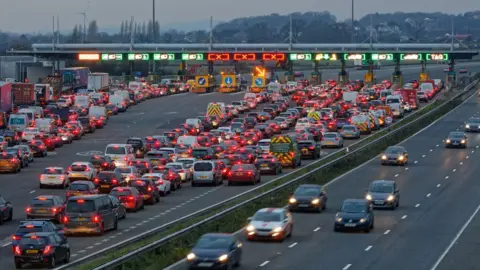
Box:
[127,54,149,61]
[289,53,312,61]
[314,53,338,61]
[78,54,100,61]
[182,53,204,61]
[426,53,449,61]
[233,53,256,61]
[262,53,285,61]
[153,53,175,60]
[207,53,230,61]
[253,66,266,76]
[400,53,422,61]
[371,54,393,61]
[344,54,366,61]
[101,54,123,61]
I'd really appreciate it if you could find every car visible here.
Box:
[94,171,126,193]
[445,131,468,148]
[114,166,140,182]
[165,162,192,182]
[380,145,408,165]
[12,220,65,251]
[12,144,34,164]
[26,196,66,224]
[127,137,147,158]
[127,178,161,205]
[227,164,260,185]
[288,184,327,212]
[334,199,374,233]
[14,232,71,269]
[298,140,321,159]
[108,195,126,219]
[365,180,400,210]
[141,173,172,196]
[66,181,98,199]
[459,67,468,73]
[245,208,294,241]
[110,187,145,212]
[67,162,97,181]
[465,117,480,132]
[40,167,70,189]
[186,233,243,270]
[28,140,48,157]
[320,132,344,148]
[90,155,116,172]
[128,159,153,175]
[254,155,282,175]
[340,124,361,139]
[192,161,223,187]
[56,127,74,144]
[0,152,21,173]
[0,194,13,224]
[4,147,28,168]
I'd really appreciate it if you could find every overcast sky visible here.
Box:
[1,0,477,33]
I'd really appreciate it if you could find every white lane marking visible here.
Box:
[427,193,431,197]
[430,202,480,270]
[2,242,11,247]
[460,162,463,165]
[456,128,459,131]
[445,176,449,179]
[422,155,426,158]
[343,264,352,270]
[102,239,109,242]
[78,250,86,253]
[165,112,178,115]
[414,161,418,164]
[71,254,78,257]
[288,242,298,248]
[415,204,420,208]
[29,190,36,194]
[384,230,391,235]
[129,226,136,229]
[430,149,433,152]
[466,156,470,159]
[259,261,270,267]
[123,229,130,232]
[453,169,457,172]
[405,168,409,171]
[472,150,476,153]
[365,245,373,251]
[394,174,399,177]
[476,146,479,149]
[86,246,94,249]
[94,242,101,246]
[402,215,407,219]
[437,184,441,187]
[436,144,439,147]
[314,227,320,232]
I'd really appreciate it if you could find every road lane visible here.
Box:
[0,64,468,268]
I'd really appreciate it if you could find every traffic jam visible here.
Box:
[0,76,446,269]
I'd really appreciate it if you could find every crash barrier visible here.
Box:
[58,79,478,270]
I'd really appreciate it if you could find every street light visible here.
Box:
[77,12,87,43]
[152,0,156,43]
[351,0,355,43]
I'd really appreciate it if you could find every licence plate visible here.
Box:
[48,176,56,179]
[236,173,243,176]
[73,192,82,196]
[453,142,458,145]
[72,174,84,177]
[374,200,384,204]
[101,185,110,188]
[299,204,309,207]
[26,250,38,254]
[143,195,150,199]
[260,167,270,170]
[77,218,86,221]
[198,262,214,267]
[302,149,308,153]
[36,209,47,213]
[344,223,356,227]
[199,176,208,179]
[261,164,269,167]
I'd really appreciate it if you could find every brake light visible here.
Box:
[11,158,17,163]
[227,171,232,177]
[154,141,160,147]
[112,179,118,185]
[85,168,90,172]
[247,171,252,176]
[12,235,20,241]
[94,178,100,184]
[43,245,53,254]
[290,152,295,157]
[68,166,72,171]
[92,215,100,223]
[14,246,21,255]
[124,157,128,161]
[127,196,135,201]
[102,162,108,167]
[26,207,31,213]
[63,216,69,223]
[335,138,339,141]
[147,186,152,192]
[321,138,324,141]
[52,208,58,213]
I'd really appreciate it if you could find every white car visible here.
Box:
[176,158,196,170]
[40,167,70,188]
[246,208,294,241]
[295,117,316,129]
[22,128,40,141]
[257,139,271,154]
[166,162,192,182]
[67,162,97,181]
[142,173,171,196]
[114,166,140,182]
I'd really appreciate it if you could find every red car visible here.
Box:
[110,187,144,212]
[227,164,261,185]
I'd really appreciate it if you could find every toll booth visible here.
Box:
[445,59,456,85]
[419,61,430,82]
[218,67,239,93]
[338,58,349,85]
[310,71,322,85]
[250,66,267,93]
[391,57,403,87]
[193,67,215,93]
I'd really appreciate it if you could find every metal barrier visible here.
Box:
[56,79,479,270]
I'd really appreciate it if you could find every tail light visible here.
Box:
[156,180,164,185]
[335,138,339,141]
[290,152,295,157]
[112,179,118,185]
[92,215,101,223]
[11,158,17,163]
[43,245,53,254]
[94,178,100,184]
[222,168,228,173]
[227,171,233,177]
[14,246,21,255]
[124,157,128,161]
[321,138,325,141]
[154,142,160,147]
[22,132,25,137]
[63,216,69,223]
[308,146,315,150]
[26,207,31,213]
[247,171,253,176]
[147,186,152,192]
[102,162,108,167]
[66,191,71,197]
[127,196,135,201]
[85,168,90,172]
[12,235,20,241]
[52,208,58,213]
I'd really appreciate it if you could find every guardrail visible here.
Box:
[70,78,479,270]
[55,81,445,270]
[89,79,479,270]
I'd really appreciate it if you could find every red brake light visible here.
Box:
[14,246,21,255]
[127,196,135,201]
[52,208,57,213]
[335,138,339,141]
[147,186,152,192]
[112,179,118,185]
[92,215,100,223]
[247,171,252,176]
[12,235,20,241]
[124,157,128,161]
[43,245,52,254]
[63,216,69,223]
[102,162,108,167]
[26,207,31,213]
[94,178,100,184]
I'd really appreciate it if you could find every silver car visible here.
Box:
[192,161,223,186]
[465,117,480,132]
[320,132,344,148]
[13,144,34,163]
[340,125,360,139]
[274,117,289,129]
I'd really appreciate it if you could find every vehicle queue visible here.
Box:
[0,76,446,269]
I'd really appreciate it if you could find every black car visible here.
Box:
[288,184,328,212]
[14,232,70,269]
[128,179,160,204]
[12,220,65,250]
[254,155,282,175]
[78,117,96,133]
[26,195,66,224]
[445,131,468,148]
[29,140,48,157]
[94,171,126,193]
[334,199,374,233]
[298,140,321,159]
[1,130,19,146]
[186,233,242,270]
[90,155,116,171]
[365,180,400,210]
[0,195,13,224]
[196,116,213,131]
[192,147,215,160]
[127,137,146,158]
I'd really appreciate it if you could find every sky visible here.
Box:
[0,0,478,33]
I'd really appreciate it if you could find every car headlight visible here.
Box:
[187,253,196,260]
[336,217,342,222]
[246,225,255,231]
[312,198,320,204]
[273,227,283,232]
[466,125,470,128]
[289,198,297,204]
[381,155,387,160]
[446,139,451,143]
[360,218,366,223]
[366,194,372,200]
[461,140,466,144]
[398,155,404,160]
[387,195,395,201]
[218,254,228,262]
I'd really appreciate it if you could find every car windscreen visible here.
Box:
[385,147,403,154]
[294,187,321,196]
[110,189,132,196]
[70,164,87,171]
[253,212,282,222]
[341,202,366,213]
[105,146,126,155]
[43,168,63,174]
[369,183,393,193]
[69,183,89,191]
[193,162,213,171]
[19,237,48,246]
[31,198,54,207]
[115,168,132,174]
[66,200,96,213]
[195,235,230,249]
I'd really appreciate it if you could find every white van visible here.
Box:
[185,118,202,130]
[386,95,404,118]
[177,136,200,148]
[36,118,55,134]
[128,82,142,92]
[89,106,108,119]
[75,95,90,108]
[18,108,35,124]
[104,144,135,167]
[29,106,44,118]
[8,114,29,132]
[109,95,127,112]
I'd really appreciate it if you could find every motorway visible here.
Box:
[0,63,474,268]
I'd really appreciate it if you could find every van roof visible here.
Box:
[106,144,129,147]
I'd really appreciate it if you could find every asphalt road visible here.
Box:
[0,63,473,268]
[164,71,480,270]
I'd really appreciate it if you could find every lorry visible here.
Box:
[399,89,418,110]
[12,83,35,106]
[34,84,53,106]
[43,75,62,99]
[0,81,13,113]
[50,107,70,124]
[88,73,109,91]
[61,67,89,90]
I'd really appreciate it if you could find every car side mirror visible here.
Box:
[247,217,252,222]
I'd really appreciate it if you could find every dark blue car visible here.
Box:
[12,220,65,251]
[334,199,374,233]
[186,233,242,269]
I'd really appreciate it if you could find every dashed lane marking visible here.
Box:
[259,261,270,267]
[414,161,418,164]
[288,242,298,248]
[437,184,441,187]
[29,190,36,194]
[427,193,431,197]
[415,204,421,208]
[422,155,426,158]
[314,227,320,232]
[460,162,463,165]
[343,264,352,270]
[453,169,457,172]
[402,215,407,219]
[384,230,391,235]
[365,246,373,251]
[394,174,399,177]
[445,176,449,179]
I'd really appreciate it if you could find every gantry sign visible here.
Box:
[77,52,463,62]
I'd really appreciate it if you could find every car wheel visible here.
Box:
[64,250,71,263]
[113,218,118,230]
[47,256,56,269]
[0,213,4,225]
[39,183,44,189]
[15,260,22,269]
[191,181,196,187]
